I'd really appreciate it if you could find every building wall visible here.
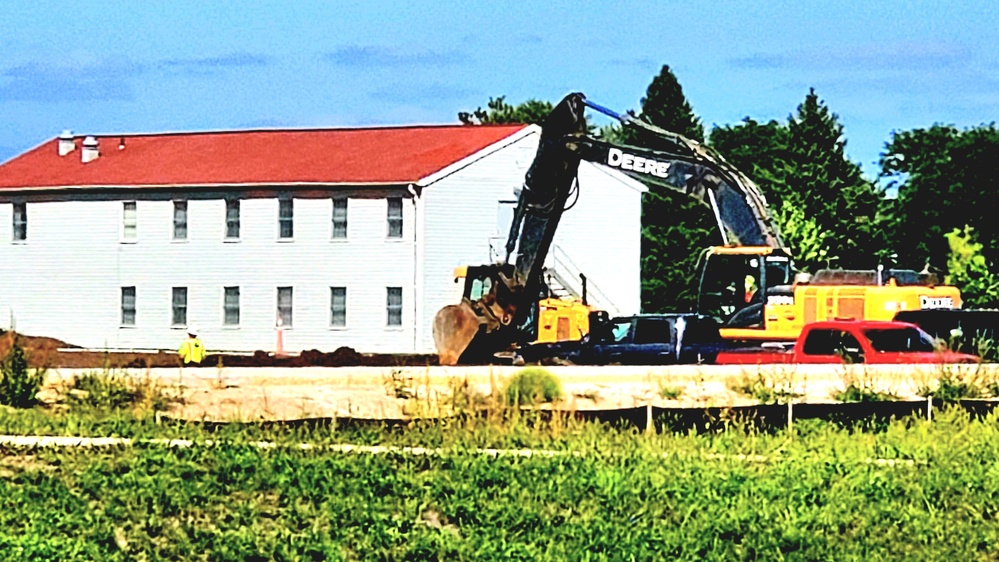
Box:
[0,191,417,353]
[418,131,644,353]
[0,134,645,356]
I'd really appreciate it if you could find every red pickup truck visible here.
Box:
[715,320,980,365]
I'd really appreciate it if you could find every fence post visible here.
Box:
[927,395,933,422]
[787,400,794,433]
[645,403,654,435]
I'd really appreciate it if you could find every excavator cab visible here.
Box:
[696,246,793,329]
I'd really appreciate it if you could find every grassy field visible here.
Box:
[0,403,998,560]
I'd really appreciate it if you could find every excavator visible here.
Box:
[432,92,962,365]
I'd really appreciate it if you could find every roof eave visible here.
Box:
[415,124,536,188]
[0,180,415,194]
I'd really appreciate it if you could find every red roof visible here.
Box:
[0,124,528,190]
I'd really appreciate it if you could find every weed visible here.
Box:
[69,368,172,411]
[834,366,898,402]
[833,384,897,403]
[918,364,992,402]
[0,334,45,408]
[505,367,562,406]
[728,370,800,404]
[384,369,414,399]
[658,384,684,400]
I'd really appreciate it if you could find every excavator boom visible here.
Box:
[433,92,785,364]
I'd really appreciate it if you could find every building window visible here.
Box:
[173,201,188,240]
[331,287,346,327]
[332,198,348,240]
[121,287,136,326]
[387,287,402,327]
[279,197,294,239]
[225,199,240,240]
[122,201,137,241]
[387,197,403,239]
[172,287,187,326]
[12,202,26,242]
[277,286,293,327]
[224,287,240,326]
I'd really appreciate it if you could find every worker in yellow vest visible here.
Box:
[178,327,206,365]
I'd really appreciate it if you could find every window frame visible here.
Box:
[224,198,241,241]
[386,286,403,328]
[276,286,293,328]
[223,286,240,328]
[331,197,348,241]
[121,201,138,243]
[386,197,403,239]
[278,197,294,241]
[171,287,188,327]
[11,202,27,243]
[172,200,188,241]
[330,286,347,328]
[121,286,137,327]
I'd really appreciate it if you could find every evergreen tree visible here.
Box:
[708,118,789,212]
[617,65,716,312]
[782,89,886,272]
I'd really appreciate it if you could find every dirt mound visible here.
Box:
[1,330,439,369]
[204,347,438,368]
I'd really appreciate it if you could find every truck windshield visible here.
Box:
[865,327,937,353]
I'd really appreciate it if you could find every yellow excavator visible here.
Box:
[432,93,962,365]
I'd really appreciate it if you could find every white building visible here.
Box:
[0,124,644,354]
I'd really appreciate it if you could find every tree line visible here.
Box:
[459,67,999,311]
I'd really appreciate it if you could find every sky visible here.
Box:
[1,0,996,177]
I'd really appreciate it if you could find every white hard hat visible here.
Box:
[187,326,198,336]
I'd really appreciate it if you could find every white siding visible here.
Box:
[0,131,644,356]
[418,132,644,352]
[0,194,416,353]
[550,161,644,316]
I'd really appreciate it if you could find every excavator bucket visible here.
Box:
[433,302,482,366]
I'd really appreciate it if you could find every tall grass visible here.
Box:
[0,408,997,559]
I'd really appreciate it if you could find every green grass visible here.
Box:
[0,408,998,559]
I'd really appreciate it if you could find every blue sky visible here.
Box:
[1,1,996,176]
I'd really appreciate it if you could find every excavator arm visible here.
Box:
[433,93,784,364]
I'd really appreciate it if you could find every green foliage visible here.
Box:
[3,412,999,558]
[0,336,44,408]
[782,90,887,271]
[710,91,890,274]
[833,384,897,403]
[458,96,554,125]
[614,65,717,312]
[69,369,171,411]
[944,226,999,308]
[727,371,800,404]
[881,124,999,274]
[505,367,562,406]
[658,384,684,400]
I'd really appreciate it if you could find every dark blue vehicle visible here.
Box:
[518,312,730,365]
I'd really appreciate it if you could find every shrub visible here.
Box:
[505,367,562,406]
[727,371,800,404]
[920,375,981,402]
[0,336,45,408]
[69,369,170,411]
[833,384,897,403]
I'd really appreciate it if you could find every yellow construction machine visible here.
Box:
[432,92,963,365]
